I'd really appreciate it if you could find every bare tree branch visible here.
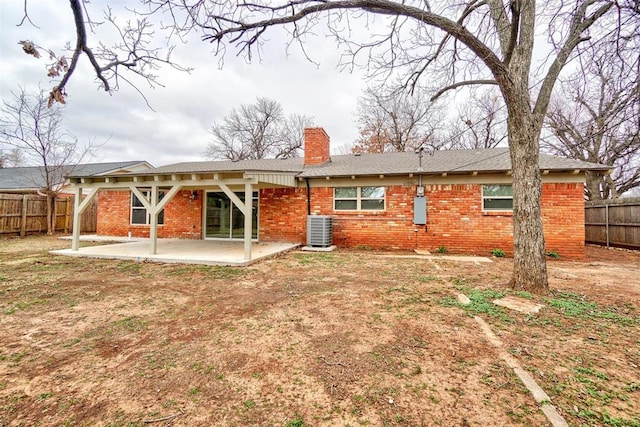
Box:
[542,43,640,199]
[0,88,97,233]
[430,79,498,101]
[448,88,507,149]
[18,0,191,106]
[206,97,314,160]
[533,1,614,121]
[354,84,443,153]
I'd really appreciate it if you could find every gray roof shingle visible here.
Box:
[300,148,610,177]
[0,161,149,190]
[135,148,609,178]
[149,157,305,174]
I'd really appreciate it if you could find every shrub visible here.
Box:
[491,248,506,258]
[435,245,448,254]
[546,250,560,259]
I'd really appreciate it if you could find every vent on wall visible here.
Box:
[307,215,333,247]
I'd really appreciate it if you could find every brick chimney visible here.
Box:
[304,127,330,165]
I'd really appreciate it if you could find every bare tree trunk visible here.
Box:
[507,109,548,293]
[585,171,602,200]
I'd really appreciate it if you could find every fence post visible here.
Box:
[20,194,28,237]
[605,204,610,248]
[64,197,71,233]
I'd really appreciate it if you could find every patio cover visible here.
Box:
[65,170,298,261]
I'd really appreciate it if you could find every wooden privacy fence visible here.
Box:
[585,198,640,249]
[0,193,97,236]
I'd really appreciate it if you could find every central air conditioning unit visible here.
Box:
[307,215,333,247]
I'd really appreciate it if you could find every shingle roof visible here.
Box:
[299,148,610,177]
[149,157,304,174]
[135,148,609,178]
[0,161,149,191]
[67,161,151,176]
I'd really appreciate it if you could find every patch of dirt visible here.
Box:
[0,236,638,426]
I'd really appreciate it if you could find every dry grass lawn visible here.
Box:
[1,236,639,426]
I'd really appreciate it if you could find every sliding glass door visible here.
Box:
[205,191,258,239]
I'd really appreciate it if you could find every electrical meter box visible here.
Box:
[414,196,427,225]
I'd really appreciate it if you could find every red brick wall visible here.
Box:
[541,183,585,258]
[259,188,308,242]
[257,182,586,258]
[416,184,516,255]
[96,182,586,257]
[97,189,202,239]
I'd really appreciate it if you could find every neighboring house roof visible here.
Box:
[0,161,152,192]
[128,148,609,179]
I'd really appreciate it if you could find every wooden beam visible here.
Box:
[471,171,478,176]
[441,172,447,177]
[130,186,152,211]
[77,188,99,213]
[153,185,182,213]
[542,170,550,175]
[218,182,248,216]
[571,169,580,175]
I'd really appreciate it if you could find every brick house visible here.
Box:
[66,128,609,260]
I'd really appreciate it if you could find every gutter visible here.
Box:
[305,178,311,215]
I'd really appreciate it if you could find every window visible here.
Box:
[334,186,385,211]
[482,185,513,211]
[131,189,165,225]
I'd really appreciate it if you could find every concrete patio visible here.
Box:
[53,236,299,266]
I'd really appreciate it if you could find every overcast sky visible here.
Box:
[0,1,371,167]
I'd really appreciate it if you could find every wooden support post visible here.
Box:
[72,187,82,251]
[149,186,158,255]
[244,182,253,261]
[146,184,182,256]
[71,187,99,251]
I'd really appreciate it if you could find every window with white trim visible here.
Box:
[131,189,166,225]
[482,185,513,211]
[334,186,385,211]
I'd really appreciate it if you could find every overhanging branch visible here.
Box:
[202,0,507,80]
[49,0,109,106]
[430,79,498,101]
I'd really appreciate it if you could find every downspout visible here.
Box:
[305,178,311,215]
